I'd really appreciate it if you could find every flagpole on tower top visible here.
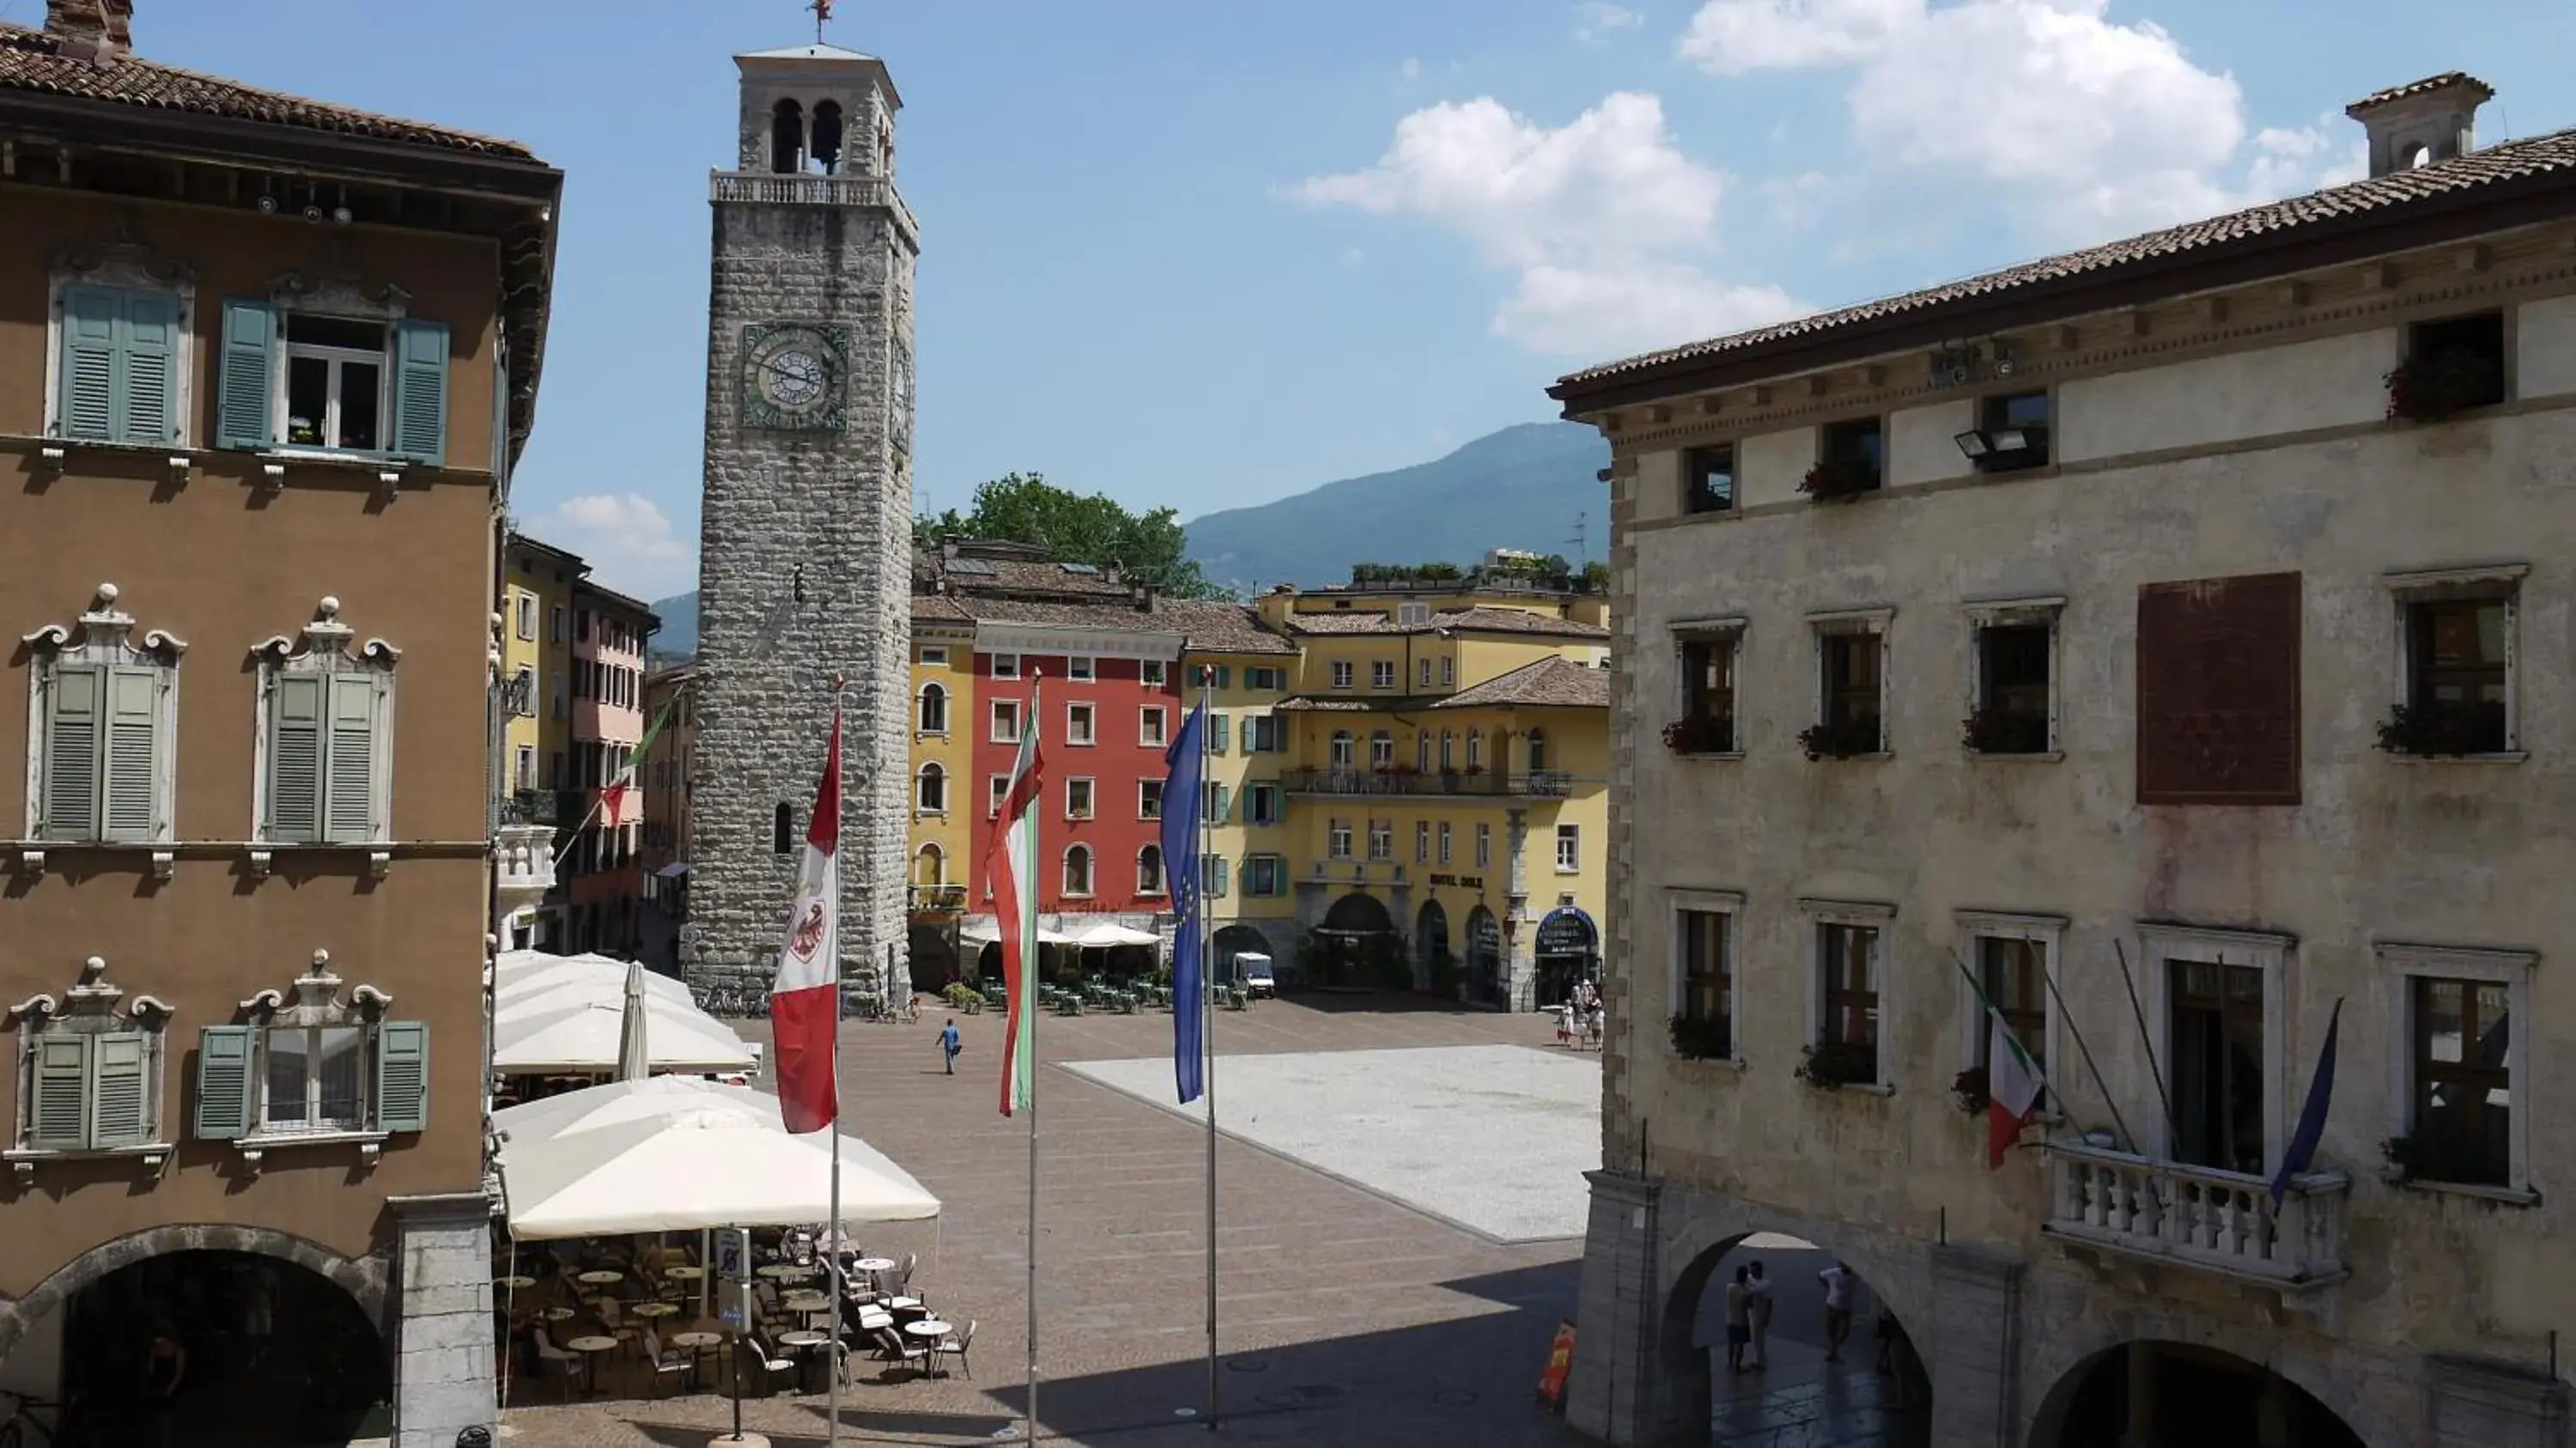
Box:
[810,0,834,45]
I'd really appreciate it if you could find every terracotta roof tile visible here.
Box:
[1558,125,2576,391]
[2347,72,2490,115]
[1155,598,1299,655]
[1281,605,1609,640]
[0,23,539,159]
[1435,656,1609,710]
[909,589,1293,654]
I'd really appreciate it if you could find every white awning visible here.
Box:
[958,921,1079,946]
[1069,922,1162,948]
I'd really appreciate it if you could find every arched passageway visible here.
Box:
[2032,1340,2367,1448]
[55,1248,390,1447]
[1416,899,1451,993]
[1212,924,1272,987]
[1662,1232,1929,1447]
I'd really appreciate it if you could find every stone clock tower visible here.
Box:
[687,40,918,1004]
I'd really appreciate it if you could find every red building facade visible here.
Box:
[969,640,1182,916]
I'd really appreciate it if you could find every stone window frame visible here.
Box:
[44,231,200,447]
[1554,823,1580,874]
[917,645,948,667]
[1065,701,1097,747]
[249,596,399,865]
[1800,897,1899,1091]
[1667,888,1745,1067]
[1961,595,2066,761]
[1136,777,1163,821]
[1063,776,1096,822]
[2375,940,2538,1202]
[915,681,948,736]
[990,652,1021,680]
[6,955,176,1182]
[1808,607,1894,757]
[2382,563,2527,763]
[1060,844,1094,899]
[987,774,1009,820]
[1139,705,1169,748]
[1953,910,2068,1115]
[230,951,401,1171]
[989,697,1023,745]
[1134,843,1167,898]
[1067,655,1097,683]
[21,582,187,861]
[2137,922,2293,1171]
[913,763,946,818]
[1669,615,1747,760]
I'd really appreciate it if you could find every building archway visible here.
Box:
[1212,924,1273,988]
[1534,905,1599,1009]
[1416,898,1451,991]
[2029,1341,2369,1448]
[1464,905,1504,1006]
[1316,893,1400,989]
[1659,1226,1930,1447]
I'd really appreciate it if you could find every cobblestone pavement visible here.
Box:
[497,995,1600,1447]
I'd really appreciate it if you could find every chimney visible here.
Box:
[44,0,131,57]
[2347,73,2493,178]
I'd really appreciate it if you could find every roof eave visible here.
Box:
[1548,162,2576,417]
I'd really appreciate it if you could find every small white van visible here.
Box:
[1236,952,1276,999]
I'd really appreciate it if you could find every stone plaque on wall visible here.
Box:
[2135,571,2302,806]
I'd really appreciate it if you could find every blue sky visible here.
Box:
[50,0,2575,599]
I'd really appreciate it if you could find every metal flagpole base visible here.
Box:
[708,1436,772,1447]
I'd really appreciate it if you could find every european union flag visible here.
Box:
[1163,701,1207,1103]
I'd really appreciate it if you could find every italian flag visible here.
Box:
[987,684,1045,1117]
[1985,1010,2045,1169]
[600,696,681,830]
[768,713,841,1135]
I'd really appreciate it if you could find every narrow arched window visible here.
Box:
[770,99,805,173]
[914,843,945,885]
[1064,845,1094,897]
[1330,730,1354,770]
[1138,844,1165,895]
[773,801,794,854]
[918,682,947,733]
[917,763,946,813]
[1466,728,1484,770]
[811,100,845,174]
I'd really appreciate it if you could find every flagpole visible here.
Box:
[1026,672,1043,1445]
[1200,669,1220,1429]
[827,678,847,1446]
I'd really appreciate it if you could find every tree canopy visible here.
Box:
[914,473,1227,599]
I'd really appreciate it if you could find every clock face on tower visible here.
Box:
[739,323,851,433]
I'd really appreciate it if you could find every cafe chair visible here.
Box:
[641,1329,697,1398]
[746,1334,800,1396]
[929,1319,976,1380]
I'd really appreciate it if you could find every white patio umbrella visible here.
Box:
[615,959,650,1083]
[495,999,754,1074]
[958,920,1078,946]
[497,1102,943,1238]
[494,1074,774,1147]
[496,952,693,1010]
[1069,922,1161,948]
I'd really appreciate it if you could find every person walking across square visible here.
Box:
[939,1018,961,1074]
[1746,1260,1774,1369]
[1819,1261,1856,1364]
[1722,1265,1752,1376]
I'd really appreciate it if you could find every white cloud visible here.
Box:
[526,493,696,601]
[1294,92,1798,356]
[1574,2,1645,41]
[1678,0,2359,241]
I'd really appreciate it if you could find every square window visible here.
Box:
[263,1025,368,1134]
[1970,392,2052,472]
[1139,779,1163,820]
[1812,417,1884,496]
[1685,445,1735,514]
[1969,621,2053,754]
[919,645,948,666]
[2397,311,2507,419]
[991,653,1021,679]
[1067,703,1097,745]
[2395,596,2512,754]
[1372,660,1396,690]
[1141,707,1169,746]
[1142,660,1167,687]
[1069,656,1097,682]
[1331,660,1354,691]
[991,699,1022,743]
[1066,777,1095,820]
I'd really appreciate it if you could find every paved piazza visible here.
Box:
[1064,1043,1601,1243]
[500,997,1601,1447]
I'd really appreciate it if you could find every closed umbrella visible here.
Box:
[616,959,650,1083]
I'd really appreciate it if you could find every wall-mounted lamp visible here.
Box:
[1954,426,2047,464]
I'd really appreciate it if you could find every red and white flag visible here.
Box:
[769,713,841,1134]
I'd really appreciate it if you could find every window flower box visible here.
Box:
[2376,700,2508,757]
[2385,353,2502,423]
[1798,457,1878,502]
[1796,1040,1878,1090]
[1962,708,2049,755]
[1669,1013,1731,1062]
[1662,715,1735,755]
[1797,717,1882,760]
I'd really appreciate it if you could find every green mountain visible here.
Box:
[1184,422,1610,592]
[648,590,697,662]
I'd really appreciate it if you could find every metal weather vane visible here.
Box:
[809,0,834,45]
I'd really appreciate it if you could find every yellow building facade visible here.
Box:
[905,597,977,984]
[500,532,584,946]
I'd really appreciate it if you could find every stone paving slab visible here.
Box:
[1061,1044,1604,1243]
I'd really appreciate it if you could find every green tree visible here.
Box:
[914,472,1227,599]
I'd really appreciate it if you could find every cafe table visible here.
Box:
[778,1329,833,1392]
[566,1335,618,1396]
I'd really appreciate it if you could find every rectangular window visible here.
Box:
[1202,782,1230,824]
[1244,855,1285,896]
[1440,657,1455,687]
[18,1031,161,1153]
[38,661,168,843]
[515,745,536,791]
[1141,707,1169,746]
[1329,820,1354,859]
[549,605,565,644]
[1415,820,1431,862]
[1419,659,1433,687]
[1211,715,1231,754]
[1249,666,1286,691]
[1437,822,1452,863]
[1066,777,1095,820]
[1247,783,1281,825]
[990,699,1022,743]
[1372,660,1396,690]
[1555,824,1580,873]
[1067,703,1097,745]
[1139,779,1163,820]
[514,594,537,641]
[1677,909,1733,1057]
[1367,819,1393,861]
[576,610,592,644]
[1975,934,2050,1101]
[1069,656,1097,682]
[1820,923,1880,1064]
[989,775,1010,818]
[1971,621,2053,754]
[2402,311,2507,415]
[1685,445,1735,514]
[991,653,1021,680]
[1820,417,1884,492]
[2403,596,2510,753]
[1201,854,1230,898]
[1331,660,1354,691]
[1676,634,1737,753]
[1142,660,1167,687]
[264,670,387,845]
[54,283,184,447]
[1819,630,1884,751]
[1474,823,1491,868]
[262,1025,367,1134]
[919,645,948,666]
[1970,391,2052,472]
[2411,975,2512,1188]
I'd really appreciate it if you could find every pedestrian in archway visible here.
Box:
[1722,1265,1752,1376]
[1818,1260,1855,1364]
[1745,1260,1774,1370]
[144,1322,187,1448]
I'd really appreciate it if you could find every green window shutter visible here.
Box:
[58,283,120,442]
[30,1036,90,1150]
[100,665,161,842]
[268,673,325,843]
[194,1025,254,1141]
[1210,715,1230,754]
[216,299,274,451]
[1216,666,1231,689]
[324,673,381,843]
[41,664,103,842]
[1211,857,1230,898]
[390,319,450,465]
[376,1021,429,1133]
[1215,784,1232,822]
[118,289,180,445]
[88,1032,151,1148]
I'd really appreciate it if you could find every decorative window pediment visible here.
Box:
[9,955,175,1179]
[21,583,184,854]
[266,261,411,320]
[236,950,395,1029]
[204,951,424,1172]
[252,597,398,854]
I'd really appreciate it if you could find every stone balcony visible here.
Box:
[1281,768,1577,800]
[2043,1140,2350,1304]
[708,171,921,246]
[908,883,968,914]
[494,824,556,913]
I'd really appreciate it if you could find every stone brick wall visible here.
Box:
[688,194,916,1004]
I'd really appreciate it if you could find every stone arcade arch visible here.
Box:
[0,1223,386,1364]
[2026,1333,2392,1448]
[1212,924,1272,987]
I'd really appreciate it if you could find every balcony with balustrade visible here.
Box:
[1281,767,1577,800]
[908,883,969,915]
[2043,1140,2351,1306]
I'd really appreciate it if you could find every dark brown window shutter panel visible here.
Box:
[2136,572,2301,806]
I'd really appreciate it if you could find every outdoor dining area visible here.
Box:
[956,920,1256,1015]
[486,952,962,1420]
